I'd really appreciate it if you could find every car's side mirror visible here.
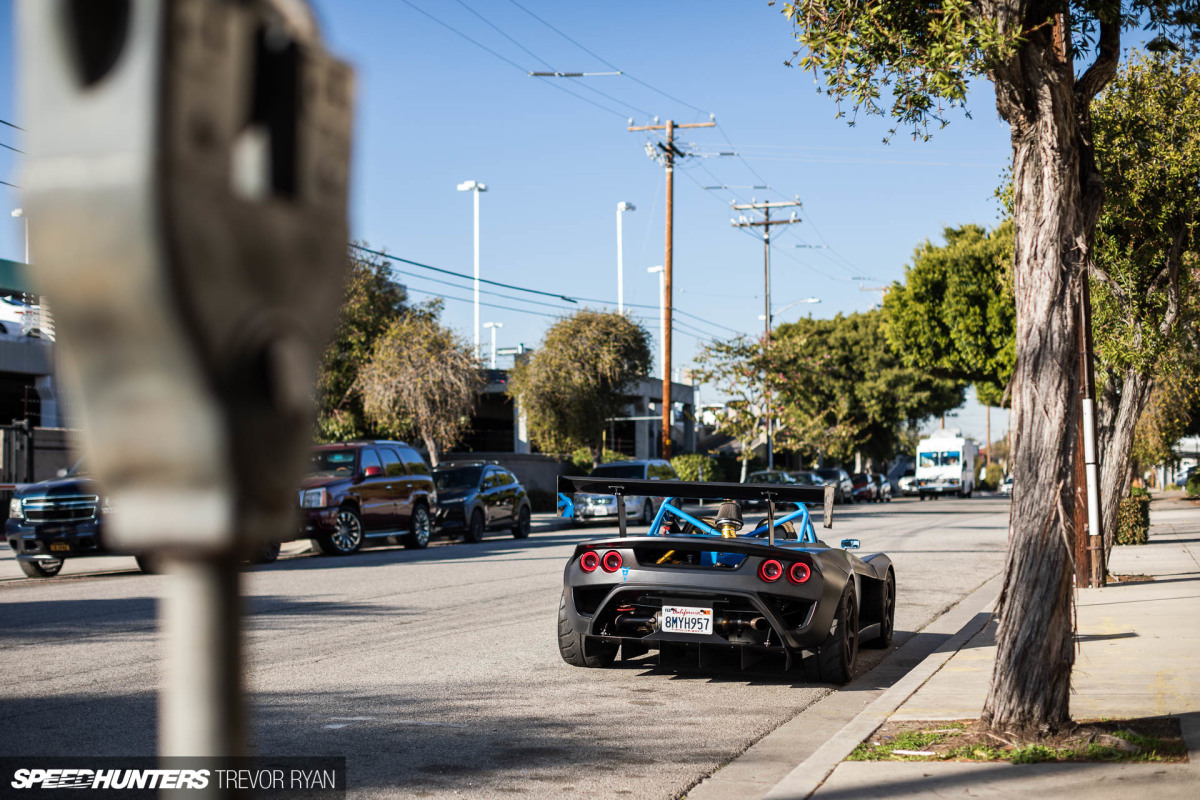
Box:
[363,466,383,478]
[841,538,861,550]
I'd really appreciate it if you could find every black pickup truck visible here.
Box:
[5,464,281,578]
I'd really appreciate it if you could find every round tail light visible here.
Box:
[601,550,623,573]
[788,562,811,584]
[758,559,783,582]
[579,551,599,573]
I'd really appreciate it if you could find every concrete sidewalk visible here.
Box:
[759,503,1200,799]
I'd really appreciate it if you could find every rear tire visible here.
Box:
[864,570,895,649]
[640,499,655,525]
[812,582,859,684]
[557,592,617,668]
[512,505,531,539]
[464,509,485,543]
[19,558,62,578]
[248,541,281,565]
[404,504,432,549]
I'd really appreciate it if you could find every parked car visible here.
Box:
[572,459,676,525]
[6,460,280,578]
[999,475,1014,496]
[299,440,436,555]
[850,473,877,503]
[871,473,892,503]
[897,468,919,497]
[433,461,532,542]
[788,471,825,487]
[743,469,800,508]
[812,467,854,504]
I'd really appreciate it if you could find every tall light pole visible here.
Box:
[483,321,503,369]
[456,180,487,357]
[647,266,665,376]
[616,201,635,313]
[11,208,28,264]
[759,297,821,322]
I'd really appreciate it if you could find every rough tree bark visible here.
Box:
[1096,369,1153,553]
[979,4,1118,733]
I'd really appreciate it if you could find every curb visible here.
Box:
[687,570,1002,800]
[762,572,1001,799]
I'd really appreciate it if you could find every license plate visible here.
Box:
[49,543,71,553]
[591,508,611,516]
[661,605,713,635]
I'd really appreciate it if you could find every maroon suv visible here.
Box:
[299,441,436,555]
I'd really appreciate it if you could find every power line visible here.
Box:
[396,0,627,119]
[0,120,22,131]
[351,242,741,338]
[504,0,712,117]
[352,243,580,303]
[0,179,20,189]
[0,142,24,155]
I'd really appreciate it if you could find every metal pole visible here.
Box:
[490,324,498,369]
[662,120,674,460]
[1080,269,1104,586]
[763,208,773,471]
[616,204,625,315]
[160,555,244,758]
[986,406,991,467]
[473,187,481,359]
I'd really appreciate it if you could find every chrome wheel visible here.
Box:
[331,509,364,553]
[405,505,431,549]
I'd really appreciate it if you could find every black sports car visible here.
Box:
[556,476,895,683]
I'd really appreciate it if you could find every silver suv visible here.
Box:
[572,459,676,525]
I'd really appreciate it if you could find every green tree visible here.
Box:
[1090,52,1200,551]
[692,336,771,481]
[316,246,407,441]
[780,0,1200,732]
[356,301,483,466]
[883,223,1016,408]
[508,310,652,457]
[766,311,964,465]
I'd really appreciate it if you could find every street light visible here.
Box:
[483,321,503,369]
[648,265,664,377]
[758,297,820,320]
[456,180,487,357]
[616,201,635,313]
[11,208,27,264]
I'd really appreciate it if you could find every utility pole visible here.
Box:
[628,118,715,458]
[732,199,802,470]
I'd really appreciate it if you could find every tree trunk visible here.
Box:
[1097,369,1154,556]
[980,19,1109,732]
[422,432,440,467]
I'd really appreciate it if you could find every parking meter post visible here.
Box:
[160,555,245,759]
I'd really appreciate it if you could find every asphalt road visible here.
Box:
[0,496,1010,799]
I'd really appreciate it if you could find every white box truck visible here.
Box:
[914,430,978,499]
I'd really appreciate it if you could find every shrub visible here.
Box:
[981,463,1004,490]
[1187,474,1200,497]
[1115,489,1151,546]
[671,453,723,482]
[569,447,629,474]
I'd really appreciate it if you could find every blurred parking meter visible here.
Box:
[19,0,353,760]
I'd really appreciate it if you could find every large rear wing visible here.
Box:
[557,475,834,543]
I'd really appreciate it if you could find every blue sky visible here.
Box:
[0,0,1013,443]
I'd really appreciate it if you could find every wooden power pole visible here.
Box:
[731,200,802,470]
[628,118,714,459]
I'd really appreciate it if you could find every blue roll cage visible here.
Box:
[648,497,820,544]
